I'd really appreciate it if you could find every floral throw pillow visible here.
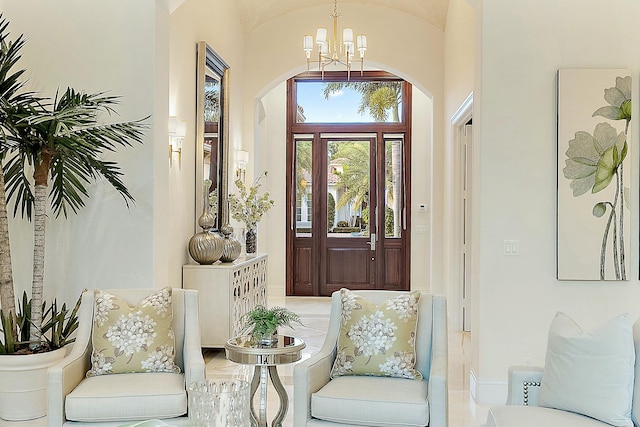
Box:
[87,287,180,376]
[330,288,422,380]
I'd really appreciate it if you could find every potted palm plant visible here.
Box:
[0,15,148,420]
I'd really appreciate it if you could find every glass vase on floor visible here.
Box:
[245,224,257,256]
[188,379,250,427]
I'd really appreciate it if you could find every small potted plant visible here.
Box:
[241,305,302,345]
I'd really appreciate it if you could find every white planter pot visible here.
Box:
[0,346,66,421]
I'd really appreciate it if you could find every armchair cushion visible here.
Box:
[486,406,614,427]
[88,287,180,376]
[538,312,634,427]
[64,372,187,422]
[330,288,422,380]
[312,375,429,427]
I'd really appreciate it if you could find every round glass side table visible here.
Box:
[225,335,305,427]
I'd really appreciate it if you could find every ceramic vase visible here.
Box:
[219,224,241,263]
[188,205,224,265]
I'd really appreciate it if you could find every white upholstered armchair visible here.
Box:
[294,290,448,427]
[47,288,206,427]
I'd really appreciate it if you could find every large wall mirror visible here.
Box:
[196,41,229,231]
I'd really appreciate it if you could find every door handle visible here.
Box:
[367,233,377,251]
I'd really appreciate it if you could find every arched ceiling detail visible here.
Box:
[236,0,450,32]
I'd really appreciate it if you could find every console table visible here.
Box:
[182,254,268,348]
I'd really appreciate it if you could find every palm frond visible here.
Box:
[0,14,41,153]
[3,86,148,219]
[4,151,34,218]
[66,119,149,152]
[49,155,91,218]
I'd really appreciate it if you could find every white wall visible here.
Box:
[472,0,640,403]
[242,3,445,297]
[168,0,245,288]
[255,83,287,302]
[411,89,433,293]
[443,0,476,331]
[1,0,169,305]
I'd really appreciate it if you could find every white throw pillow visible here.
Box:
[538,312,634,427]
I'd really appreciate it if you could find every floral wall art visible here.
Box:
[557,69,631,281]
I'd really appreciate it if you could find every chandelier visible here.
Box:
[303,0,367,80]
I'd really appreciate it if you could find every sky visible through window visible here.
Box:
[297,81,375,123]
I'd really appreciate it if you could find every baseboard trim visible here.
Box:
[470,370,508,405]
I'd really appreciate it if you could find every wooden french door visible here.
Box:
[288,132,409,296]
[286,73,412,296]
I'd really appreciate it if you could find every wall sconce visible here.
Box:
[236,150,249,182]
[168,116,186,164]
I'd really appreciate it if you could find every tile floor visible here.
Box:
[0,296,491,427]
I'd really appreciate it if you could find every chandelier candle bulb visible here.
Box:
[357,34,367,50]
[303,35,313,56]
[319,41,328,54]
[345,42,354,56]
[343,28,353,43]
[316,27,327,44]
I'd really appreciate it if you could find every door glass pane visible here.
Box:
[385,138,403,238]
[295,139,312,237]
[327,140,370,238]
[296,81,403,123]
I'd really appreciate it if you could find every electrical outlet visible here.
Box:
[503,240,519,255]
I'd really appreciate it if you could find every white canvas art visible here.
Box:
[557,69,631,281]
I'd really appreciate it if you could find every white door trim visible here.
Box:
[448,93,473,332]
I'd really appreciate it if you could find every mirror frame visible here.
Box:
[195,41,230,231]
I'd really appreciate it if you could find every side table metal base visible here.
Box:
[249,365,288,427]
[225,336,305,427]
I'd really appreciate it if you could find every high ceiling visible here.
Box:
[235,0,451,32]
